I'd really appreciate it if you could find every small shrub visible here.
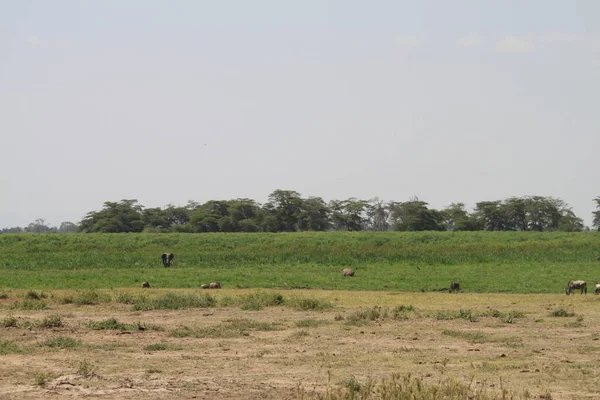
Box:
[144,343,168,351]
[344,375,361,393]
[346,307,388,325]
[76,360,96,378]
[292,329,310,338]
[40,336,81,349]
[0,340,24,355]
[392,304,416,320]
[39,315,62,328]
[132,292,216,311]
[295,319,327,328]
[115,292,143,305]
[1,316,18,328]
[550,307,575,317]
[170,319,281,339]
[0,291,9,299]
[34,372,47,387]
[69,290,110,305]
[288,297,333,311]
[443,329,489,343]
[25,291,47,300]
[11,300,48,310]
[86,318,153,331]
[239,292,285,311]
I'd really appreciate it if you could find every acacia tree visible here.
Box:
[593,197,600,231]
[78,200,144,233]
[25,218,56,234]
[365,198,391,231]
[58,221,78,233]
[442,203,481,231]
[389,198,445,231]
[263,190,303,232]
[297,197,330,231]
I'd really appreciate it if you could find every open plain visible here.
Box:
[1,289,600,399]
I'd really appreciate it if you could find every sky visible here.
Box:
[1,0,599,228]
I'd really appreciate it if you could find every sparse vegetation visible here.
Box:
[10,300,48,310]
[0,316,18,328]
[550,307,575,317]
[38,315,63,328]
[130,292,216,311]
[39,336,81,349]
[86,318,156,331]
[144,343,179,351]
[287,296,333,311]
[0,340,25,355]
[169,318,281,339]
[220,291,285,310]
[312,373,533,399]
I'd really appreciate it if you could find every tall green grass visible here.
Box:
[1,231,598,292]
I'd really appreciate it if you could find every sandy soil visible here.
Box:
[0,289,599,399]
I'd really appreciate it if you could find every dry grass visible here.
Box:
[0,289,597,399]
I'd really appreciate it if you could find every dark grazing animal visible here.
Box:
[566,280,587,295]
[594,284,600,295]
[142,281,150,288]
[449,281,460,293]
[161,253,174,268]
[342,268,355,277]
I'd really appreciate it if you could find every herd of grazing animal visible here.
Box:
[143,253,600,295]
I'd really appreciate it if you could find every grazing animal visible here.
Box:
[566,280,587,295]
[449,281,460,293]
[161,253,174,268]
[594,284,600,294]
[208,282,222,289]
[342,268,355,277]
[201,284,210,289]
[142,281,150,288]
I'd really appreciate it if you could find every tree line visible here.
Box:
[3,191,600,234]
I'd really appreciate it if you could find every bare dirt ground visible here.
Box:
[1,289,600,399]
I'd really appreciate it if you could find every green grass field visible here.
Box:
[1,231,599,292]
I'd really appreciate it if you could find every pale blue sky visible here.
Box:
[1,1,599,228]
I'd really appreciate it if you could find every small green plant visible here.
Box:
[34,372,48,387]
[343,375,361,393]
[76,360,96,378]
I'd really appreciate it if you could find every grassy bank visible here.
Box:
[0,231,599,292]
